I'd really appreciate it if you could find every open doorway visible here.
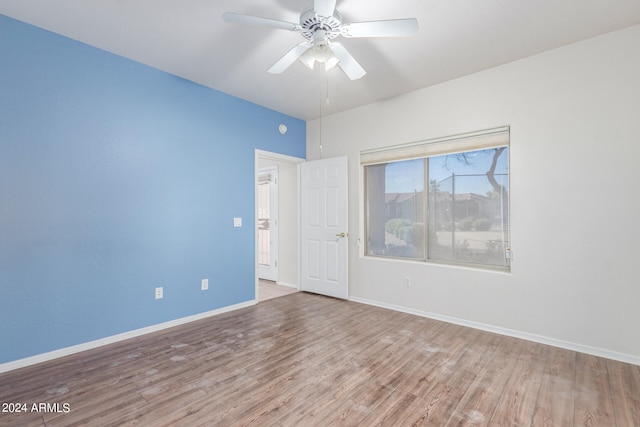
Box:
[255,150,304,301]
[257,166,278,282]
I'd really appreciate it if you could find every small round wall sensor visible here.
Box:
[278,124,288,135]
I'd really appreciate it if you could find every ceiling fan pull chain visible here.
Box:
[325,73,330,107]
[319,72,326,159]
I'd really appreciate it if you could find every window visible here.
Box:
[363,128,510,269]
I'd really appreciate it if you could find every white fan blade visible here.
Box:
[331,43,366,80]
[314,0,337,17]
[342,18,418,38]
[268,42,312,74]
[223,12,301,32]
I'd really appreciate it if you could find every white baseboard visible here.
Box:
[5,296,637,373]
[0,300,257,374]
[349,296,640,366]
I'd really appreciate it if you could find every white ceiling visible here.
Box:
[2,0,640,121]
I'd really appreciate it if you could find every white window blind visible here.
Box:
[360,127,509,165]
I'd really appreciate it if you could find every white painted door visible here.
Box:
[300,156,348,299]
[258,168,278,281]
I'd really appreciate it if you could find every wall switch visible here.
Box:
[404,276,412,288]
[155,287,163,299]
[233,217,242,227]
[201,279,209,291]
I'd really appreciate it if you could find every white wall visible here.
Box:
[276,161,299,287]
[307,25,640,363]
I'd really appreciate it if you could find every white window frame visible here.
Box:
[361,126,511,271]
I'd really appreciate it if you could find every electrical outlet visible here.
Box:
[404,276,412,288]
[155,287,163,299]
[201,279,209,291]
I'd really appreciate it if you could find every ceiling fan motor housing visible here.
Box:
[300,9,342,45]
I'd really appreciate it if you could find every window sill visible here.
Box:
[361,253,511,274]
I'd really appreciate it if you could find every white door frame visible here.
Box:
[254,150,304,302]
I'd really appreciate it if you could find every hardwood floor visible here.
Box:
[259,279,297,301]
[1,292,638,426]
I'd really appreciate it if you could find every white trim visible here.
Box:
[297,163,302,294]
[0,300,256,374]
[6,294,636,373]
[349,296,640,366]
[255,149,305,165]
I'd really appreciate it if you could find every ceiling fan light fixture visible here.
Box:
[299,44,339,71]
[299,49,317,69]
[313,45,331,62]
[324,55,339,71]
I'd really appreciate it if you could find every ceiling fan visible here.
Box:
[223,0,418,80]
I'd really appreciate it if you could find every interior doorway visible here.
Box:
[258,166,278,281]
[255,150,304,301]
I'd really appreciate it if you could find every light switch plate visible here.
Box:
[233,217,242,227]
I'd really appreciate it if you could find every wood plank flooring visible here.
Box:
[259,279,297,301]
[1,292,638,426]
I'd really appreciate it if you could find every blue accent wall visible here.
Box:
[0,14,305,364]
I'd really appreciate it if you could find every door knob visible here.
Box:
[336,232,347,238]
